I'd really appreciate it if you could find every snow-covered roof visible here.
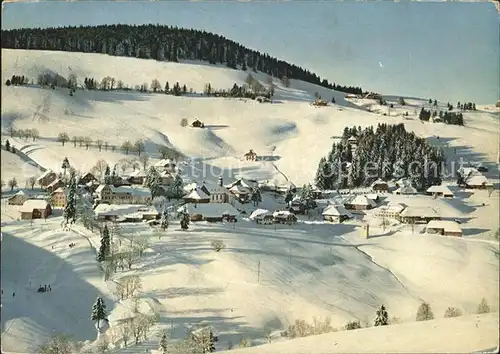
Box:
[159,170,173,178]
[112,186,151,197]
[47,178,63,188]
[20,199,50,212]
[129,169,147,178]
[178,203,239,217]
[249,209,272,219]
[36,169,55,182]
[348,195,377,207]
[322,204,353,217]
[394,185,418,195]
[273,210,296,218]
[400,206,439,218]
[426,220,462,233]
[52,187,67,194]
[185,188,210,200]
[94,204,155,217]
[229,184,251,194]
[376,202,407,215]
[427,185,454,195]
[155,159,175,167]
[465,175,492,187]
[348,136,358,142]
[371,179,388,187]
[458,167,481,178]
[226,178,256,190]
[206,184,229,194]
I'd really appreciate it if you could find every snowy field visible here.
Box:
[1,49,499,353]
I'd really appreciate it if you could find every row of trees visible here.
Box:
[8,128,40,141]
[5,74,29,86]
[1,24,364,95]
[419,108,464,125]
[314,124,445,191]
[457,101,476,111]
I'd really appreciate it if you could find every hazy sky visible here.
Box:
[2,1,499,104]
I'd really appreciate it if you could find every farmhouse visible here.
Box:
[399,206,440,224]
[37,170,57,188]
[95,184,151,205]
[178,203,239,222]
[249,209,274,224]
[51,187,68,208]
[464,175,493,189]
[426,185,454,198]
[228,184,251,202]
[78,172,97,185]
[20,199,52,220]
[322,204,353,223]
[426,220,463,237]
[154,159,177,173]
[183,187,210,204]
[394,185,418,195]
[226,178,258,190]
[46,178,65,193]
[7,190,29,205]
[374,202,407,219]
[94,204,159,222]
[344,195,377,210]
[273,210,298,224]
[127,170,147,185]
[244,149,257,161]
[191,119,204,128]
[205,185,230,203]
[371,179,389,193]
[289,195,306,214]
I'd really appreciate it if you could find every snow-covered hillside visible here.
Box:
[1,49,499,353]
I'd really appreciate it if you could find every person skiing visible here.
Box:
[48,284,51,292]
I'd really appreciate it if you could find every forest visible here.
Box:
[314,124,445,191]
[1,24,364,95]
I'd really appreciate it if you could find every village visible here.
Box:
[3,142,495,240]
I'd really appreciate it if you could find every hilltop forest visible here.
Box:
[1,24,364,95]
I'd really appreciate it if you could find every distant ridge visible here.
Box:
[1,24,364,95]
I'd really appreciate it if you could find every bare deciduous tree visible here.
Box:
[139,155,149,171]
[58,132,70,146]
[180,118,188,127]
[8,177,18,191]
[96,140,104,152]
[151,79,161,93]
[84,137,92,150]
[134,140,145,157]
[71,136,79,147]
[27,176,37,190]
[117,80,124,90]
[121,141,133,155]
[92,159,109,181]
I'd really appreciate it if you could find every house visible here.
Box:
[20,199,52,220]
[51,187,68,208]
[94,204,159,222]
[249,209,274,224]
[155,159,176,173]
[7,190,29,205]
[206,185,230,203]
[374,202,407,219]
[46,178,65,193]
[310,185,323,199]
[244,149,257,161]
[159,171,174,186]
[78,172,97,185]
[183,187,210,204]
[394,185,418,195]
[95,184,152,205]
[178,203,239,222]
[191,119,204,128]
[426,185,454,198]
[344,195,377,210]
[127,170,147,185]
[273,210,298,224]
[371,179,389,193]
[228,184,251,202]
[322,204,353,223]
[399,206,440,224]
[464,175,493,189]
[426,220,462,237]
[226,178,257,190]
[37,170,57,189]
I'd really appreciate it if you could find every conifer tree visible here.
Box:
[159,332,168,353]
[172,174,184,198]
[63,170,77,224]
[416,302,434,321]
[374,304,389,326]
[5,139,10,152]
[164,81,170,94]
[250,187,262,206]
[144,166,162,198]
[61,157,70,177]
[97,225,110,262]
[160,207,169,231]
[91,297,107,329]
[180,207,190,230]
[104,165,111,184]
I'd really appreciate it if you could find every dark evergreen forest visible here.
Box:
[1,24,364,95]
[315,124,445,191]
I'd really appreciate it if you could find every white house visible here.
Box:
[249,209,274,224]
[322,204,353,223]
[273,210,298,224]
[426,185,454,198]
[426,220,462,237]
[464,174,493,189]
[399,206,440,224]
[94,204,159,222]
[95,184,152,205]
[374,202,407,219]
[183,187,210,203]
[344,195,377,210]
[178,203,239,222]
[394,185,418,195]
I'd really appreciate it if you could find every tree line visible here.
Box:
[1,24,364,95]
[314,123,445,191]
[419,108,464,125]
[5,74,29,86]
